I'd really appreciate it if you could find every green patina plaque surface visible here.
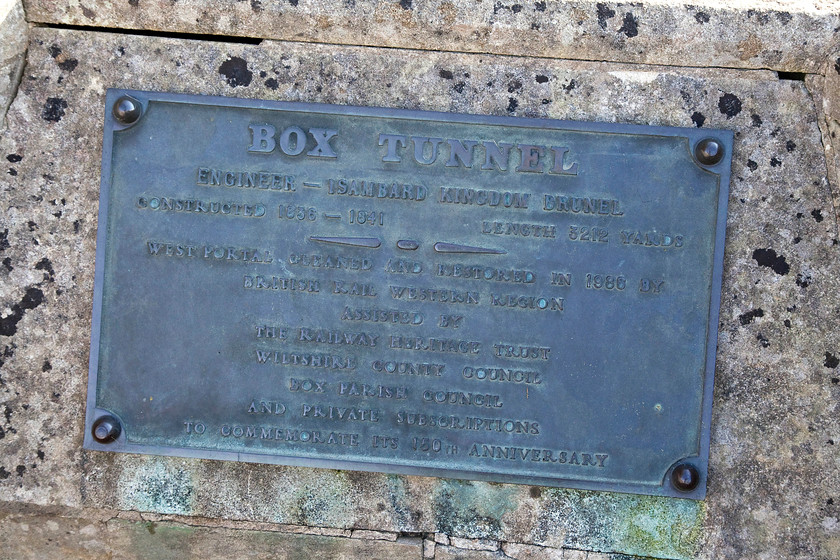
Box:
[85,89,731,499]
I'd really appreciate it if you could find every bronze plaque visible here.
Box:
[85,89,732,498]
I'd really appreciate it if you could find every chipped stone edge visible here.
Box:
[0,0,29,130]
[807,56,840,235]
[0,502,628,559]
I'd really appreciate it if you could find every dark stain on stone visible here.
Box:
[264,78,279,90]
[15,465,26,476]
[811,209,824,222]
[776,11,792,24]
[770,157,782,167]
[0,287,45,336]
[756,333,770,348]
[784,319,791,328]
[752,248,790,275]
[751,114,763,127]
[36,449,45,460]
[454,82,466,93]
[7,169,16,177]
[718,93,742,118]
[746,9,770,24]
[694,11,709,24]
[793,236,801,244]
[535,74,549,83]
[80,4,95,19]
[2,258,11,272]
[250,0,263,11]
[747,159,758,171]
[128,0,139,6]
[618,12,638,37]
[0,229,8,251]
[786,140,796,152]
[0,467,9,480]
[507,97,518,113]
[259,70,266,78]
[738,308,764,325]
[42,97,68,122]
[35,258,54,282]
[219,56,253,88]
[529,486,542,498]
[596,3,615,30]
[439,69,453,79]
[289,0,299,6]
[535,1,546,11]
[42,360,51,372]
[795,273,812,288]
[563,79,577,92]
[691,111,705,127]
[53,50,78,72]
[399,0,411,9]
[541,99,551,104]
[5,154,22,163]
[511,4,522,13]
[825,352,840,368]
[508,79,522,92]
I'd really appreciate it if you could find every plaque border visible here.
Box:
[85,88,732,499]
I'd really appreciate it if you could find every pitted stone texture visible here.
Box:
[22,0,840,74]
[0,510,424,560]
[0,27,838,560]
[0,0,27,128]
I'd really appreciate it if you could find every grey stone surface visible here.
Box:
[501,541,565,559]
[22,0,840,73]
[0,509,424,560]
[0,25,839,560]
[0,0,27,128]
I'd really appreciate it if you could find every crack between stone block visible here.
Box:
[28,21,820,78]
[30,21,262,46]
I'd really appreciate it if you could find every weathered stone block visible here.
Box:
[0,509,424,560]
[0,14,838,560]
[21,0,840,72]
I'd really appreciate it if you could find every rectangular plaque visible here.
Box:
[86,89,731,499]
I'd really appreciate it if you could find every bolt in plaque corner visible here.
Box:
[90,410,124,445]
[693,137,724,167]
[111,94,144,128]
[666,459,703,495]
